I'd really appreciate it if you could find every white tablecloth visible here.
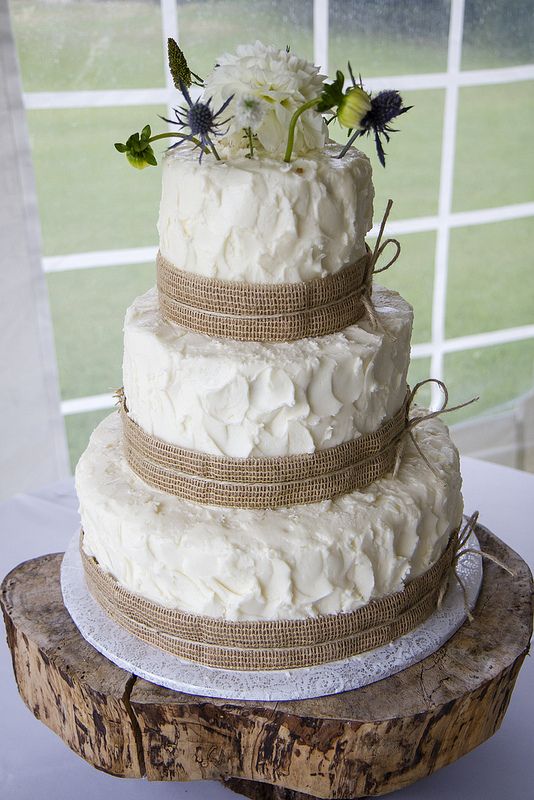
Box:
[1,457,533,800]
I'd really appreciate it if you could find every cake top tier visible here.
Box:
[158,143,374,283]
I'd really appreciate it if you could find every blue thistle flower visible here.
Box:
[161,81,233,162]
[336,65,412,166]
[355,90,412,167]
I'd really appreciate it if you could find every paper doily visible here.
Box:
[61,531,482,701]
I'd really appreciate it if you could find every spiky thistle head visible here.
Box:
[161,81,233,162]
[186,101,217,137]
[357,90,412,166]
[362,90,409,132]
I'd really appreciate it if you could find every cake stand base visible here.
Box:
[1,524,532,799]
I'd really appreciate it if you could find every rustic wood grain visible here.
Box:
[1,526,532,799]
[1,553,143,777]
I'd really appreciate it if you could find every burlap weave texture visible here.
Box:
[155,201,401,342]
[120,393,409,509]
[157,250,370,341]
[81,530,456,671]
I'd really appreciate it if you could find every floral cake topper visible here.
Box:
[115,40,411,168]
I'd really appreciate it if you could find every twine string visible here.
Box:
[437,511,515,621]
[361,200,401,331]
[393,379,479,479]
[113,386,125,407]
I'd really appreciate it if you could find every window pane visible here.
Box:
[28,106,164,255]
[330,90,444,219]
[444,339,534,422]
[453,82,534,212]
[65,409,113,470]
[177,0,313,78]
[10,0,165,91]
[48,263,153,400]
[446,218,534,339]
[408,358,432,406]
[372,231,435,345]
[329,0,450,76]
[462,0,534,70]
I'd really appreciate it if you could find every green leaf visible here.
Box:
[114,142,127,152]
[317,70,346,113]
[132,134,144,153]
[168,37,192,89]
[141,124,151,141]
[143,145,158,166]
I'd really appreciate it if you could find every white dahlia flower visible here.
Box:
[202,41,327,157]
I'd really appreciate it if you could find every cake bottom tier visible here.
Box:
[77,413,463,622]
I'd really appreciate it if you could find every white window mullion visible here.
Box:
[160,0,180,119]
[430,0,465,408]
[24,88,169,110]
[43,246,157,274]
[443,324,534,354]
[460,63,534,86]
[313,0,329,74]
[23,64,534,111]
[42,201,534,274]
[61,393,116,416]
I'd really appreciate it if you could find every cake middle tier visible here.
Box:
[123,285,413,458]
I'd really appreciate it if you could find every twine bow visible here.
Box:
[361,199,401,331]
[438,511,515,621]
[113,386,125,407]
[393,379,479,479]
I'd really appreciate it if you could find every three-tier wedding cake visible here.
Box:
[76,42,464,671]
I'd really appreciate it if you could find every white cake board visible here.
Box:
[61,532,483,702]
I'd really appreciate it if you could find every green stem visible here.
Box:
[148,131,205,151]
[247,127,254,158]
[337,129,362,159]
[207,137,221,161]
[283,97,322,163]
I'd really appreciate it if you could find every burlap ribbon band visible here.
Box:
[157,201,400,341]
[81,528,457,671]
[118,379,477,510]
[119,391,409,509]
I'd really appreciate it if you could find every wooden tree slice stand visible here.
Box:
[1,524,532,800]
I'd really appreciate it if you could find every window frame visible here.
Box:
[19,0,534,416]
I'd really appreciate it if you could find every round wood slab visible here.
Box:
[1,525,532,799]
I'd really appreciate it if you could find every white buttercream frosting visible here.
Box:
[157,143,374,283]
[77,412,463,621]
[122,286,412,458]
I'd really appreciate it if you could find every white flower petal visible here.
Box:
[202,41,327,158]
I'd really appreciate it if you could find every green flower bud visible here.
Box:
[126,150,153,169]
[114,129,157,168]
[337,86,372,129]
